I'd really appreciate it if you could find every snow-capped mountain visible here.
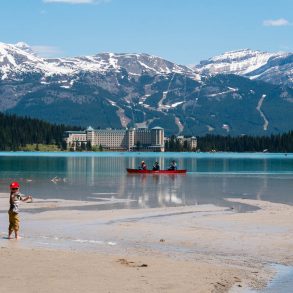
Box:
[196,49,281,75]
[50,53,198,77]
[0,42,292,136]
[0,42,198,81]
[1,43,291,87]
[0,42,73,79]
[195,49,293,87]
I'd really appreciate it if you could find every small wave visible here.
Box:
[72,239,117,246]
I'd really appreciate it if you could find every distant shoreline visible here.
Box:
[0,151,292,156]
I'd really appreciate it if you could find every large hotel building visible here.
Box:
[64,126,165,152]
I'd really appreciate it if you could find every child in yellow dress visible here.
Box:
[8,182,33,239]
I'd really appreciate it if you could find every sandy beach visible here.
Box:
[0,193,292,292]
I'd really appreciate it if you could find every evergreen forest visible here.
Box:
[165,133,293,153]
[0,113,80,151]
[0,112,292,152]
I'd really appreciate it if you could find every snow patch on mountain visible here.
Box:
[207,87,238,97]
[196,49,285,76]
[1,42,292,93]
[0,42,73,79]
[175,116,184,134]
[0,42,198,81]
[171,101,184,108]
[195,49,293,87]
[256,94,269,131]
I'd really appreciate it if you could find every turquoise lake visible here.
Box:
[0,152,292,211]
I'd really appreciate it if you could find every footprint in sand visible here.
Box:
[117,258,148,268]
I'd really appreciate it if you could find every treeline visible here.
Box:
[165,136,195,152]
[0,113,80,151]
[165,131,293,152]
[1,112,292,152]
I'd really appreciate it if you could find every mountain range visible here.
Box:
[0,42,292,136]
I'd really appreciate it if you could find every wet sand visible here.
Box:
[0,193,292,292]
[0,248,254,293]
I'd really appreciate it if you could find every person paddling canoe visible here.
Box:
[138,161,147,170]
[152,161,160,171]
[168,160,177,170]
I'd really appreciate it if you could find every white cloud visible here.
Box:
[263,18,290,27]
[43,0,109,4]
[31,45,62,57]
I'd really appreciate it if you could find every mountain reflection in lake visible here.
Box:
[0,153,292,211]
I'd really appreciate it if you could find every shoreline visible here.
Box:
[0,151,292,157]
[0,196,292,292]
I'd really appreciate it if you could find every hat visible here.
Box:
[10,182,20,189]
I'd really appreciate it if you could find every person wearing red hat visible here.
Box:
[8,182,33,239]
[139,161,147,170]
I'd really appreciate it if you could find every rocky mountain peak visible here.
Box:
[196,49,285,75]
[0,42,199,81]
[0,42,292,136]
[15,42,33,53]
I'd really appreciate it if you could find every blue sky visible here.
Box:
[0,0,292,64]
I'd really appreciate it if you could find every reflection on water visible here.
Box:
[0,153,292,210]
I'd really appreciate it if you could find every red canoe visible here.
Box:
[126,168,187,174]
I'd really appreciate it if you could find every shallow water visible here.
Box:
[263,264,293,293]
[0,152,292,211]
[231,264,293,293]
[1,152,292,293]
